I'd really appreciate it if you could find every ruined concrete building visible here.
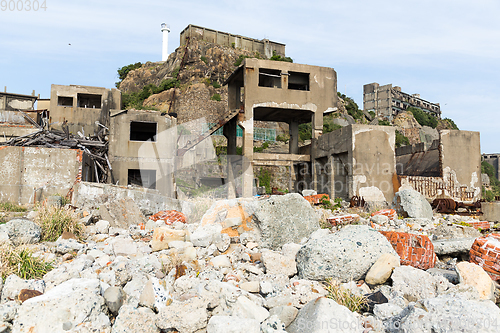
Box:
[180,24,286,59]
[224,58,337,197]
[49,84,121,135]
[0,89,44,141]
[364,83,441,121]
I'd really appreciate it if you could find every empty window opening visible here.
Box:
[130,121,157,141]
[77,93,102,108]
[58,96,73,107]
[128,169,156,189]
[288,71,309,91]
[258,68,282,88]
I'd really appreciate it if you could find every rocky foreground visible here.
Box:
[0,189,499,333]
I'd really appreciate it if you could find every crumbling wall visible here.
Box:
[0,146,82,204]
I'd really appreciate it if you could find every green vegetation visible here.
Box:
[270,50,293,63]
[1,245,53,280]
[234,55,251,66]
[337,92,364,120]
[212,81,221,89]
[320,196,342,211]
[257,168,272,194]
[0,202,27,213]
[482,161,500,201]
[210,93,221,102]
[378,120,392,126]
[324,278,367,313]
[35,204,82,242]
[276,134,289,143]
[121,66,180,109]
[395,130,410,147]
[368,111,376,119]
[253,141,270,153]
[298,123,312,141]
[442,118,459,130]
[407,107,438,128]
[115,62,142,88]
[200,56,208,64]
[298,115,343,142]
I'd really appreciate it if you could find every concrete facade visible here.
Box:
[483,153,500,180]
[314,124,396,202]
[0,91,41,142]
[108,109,177,197]
[0,91,37,111]
[396,130,481,203]
[482,202,500,223]
[225,58,337,197]
[49,84,121,136]
[0,146,83,204]
[180,24,286,59]
[364,83,441,121]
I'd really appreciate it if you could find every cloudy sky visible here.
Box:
[1,0,499,152]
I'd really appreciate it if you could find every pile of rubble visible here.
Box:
[0,188,499,333]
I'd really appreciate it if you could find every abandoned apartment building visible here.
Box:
[0,25,483,209]
[363,82,441,121]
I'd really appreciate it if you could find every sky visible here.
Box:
[1,0,499,153]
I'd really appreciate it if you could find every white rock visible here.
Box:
[95,220,110,234]
[0,301,19,322]
[246,242,259,250]
[151,227,189,252]
[231,296,270,323]
[210,255,232,268]
[455,262,495,301]
[103,286,125,315]
[391,266,437,302]
[174,275,201,294]
[373,303,403,320]
[139,277,172,311]
[5,219,41,246]
[156,297,208,333]
[287,297,363,333]
[260,281,274,295]
[207,316,260,333]
[12,278,109,333]
[269,305,299,327]
[261,250,297,277]
[216,233,231,252]
[167,241,193,250]
[261,315,287,333]
[54,237,84,254]
[223,217,242,228]
[365,253,400,285]
[240,281,260,293]
[0,275,45,303]
[111,304,159,333]
[191,224,223,247]
[112,238,138,257]
[302,190,317,196]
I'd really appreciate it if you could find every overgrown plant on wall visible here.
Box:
[407,107,438,128]
[482,161,500,201]
[115,62,143,88]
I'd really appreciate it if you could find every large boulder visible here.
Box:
[0,275,45,303]
[296,225,397,282]
[251,194,320,250]
[391,266,445,302]
[12,278,110,332]
[5,219,41,245]
[392,187,433,219]
[99,197,147,229]
[156,297,208,333]
[287,297,363,333]
[385,294,500,333]
[455,262,495,301]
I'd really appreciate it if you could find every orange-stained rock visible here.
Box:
[379,231,436,270]
[327,214,360,227]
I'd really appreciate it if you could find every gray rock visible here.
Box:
[99,197,147,229]
[5,219,41,246]
[392,187,433,219]
[156,297,208,333]
[432,237,476,255]
[261,315,287,333]
[103,286,125,315]
[385,295,500,333]
[251,194,320,250]
[111,304,159,333]
[231,296,269,322]
[269,305,298,327]
[296,225,397,282]
[302,190,317,197]
[371,214,389,225]
[95,220,110,234]
[432,223,481,239]
[287,297,363,333]
[207,316,260,333]
[391,266,438,302]
[427,268,459,284]
[373,303,403,321]
[0,321,11,333]
[0,301,19,322]
[0,275,45,303]
[54,237,84,254]
[12,278,110,332]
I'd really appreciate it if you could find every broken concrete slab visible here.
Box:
[432,237,476,256]
[98,197,147,229]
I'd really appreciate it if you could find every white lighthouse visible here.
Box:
[161,23,170,61]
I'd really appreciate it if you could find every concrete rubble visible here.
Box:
[1,191,500,333]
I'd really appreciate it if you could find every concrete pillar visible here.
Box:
[240,111,254,198]
[224,117,238,199]
[289,120,299,154]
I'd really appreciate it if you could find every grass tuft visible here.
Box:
[0,202,27,212]
[0,245,53,280]
[324,278,368,313]
[34,204,82,242]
